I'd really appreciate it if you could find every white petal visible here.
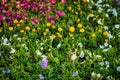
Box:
[79,51,84,58]
[71,54,77,61]
[117,66,120,72]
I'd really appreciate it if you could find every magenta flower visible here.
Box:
[59,11,65,16]
[46,6,52,12]
[56,11,61,15]
[32,18,39,24]
[5,10,11,16]
[13,13,21,19]
[50,0,56,4]
[47,15,52,20]
[0,15,4,21]
[54,14,59,18]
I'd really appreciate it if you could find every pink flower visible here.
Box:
[59,11,65,16]
[32,18,39,24]
[5,10,11,16]
[56,11,61,15]
[46,6,52,12]
[61,0,66,3]
[0,15,4,21]
[54,14,59,18]
[50,0,56,4]
[50,19,55,24]
[47,15,52,20]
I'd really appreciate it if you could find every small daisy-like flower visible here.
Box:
[20,30,25,33]
[25,26,30,31]
[13,19,18,24]
[57,43,61,48]
[103,31,108,36]
[10,48,15,54]
[51,34,56,39]
[36,50,42,55]
[41,58,48,69]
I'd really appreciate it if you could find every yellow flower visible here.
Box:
[72,9,74,12]
[68,6,72,11]
[20,30,24,33]
[17,23,21,27]
[95,15,99,19]
[13,19,18,24]
[74,2,77,4]
[19,19,24,23]
[25,26,30,31]
[58,28,63,32]
[45,28,49,32]
[32,29,36,32]
[9,27,13,31]
[77,18,80,22]
[69,33,73,37]
[91,33,96,38]
[78,23,83,28]
[98,29,102,33]
[83,0,87,3]
[22,36,26,40]
[80,28,85,33]
[105,39,109,42]
[69,26,75,32]
[0,29,2,32]
[51,34,56,39]
[103,31,108,36]
[46,23,51,27]
[58,34,62,38]
[75,12,78,15]
[88,13,93,17]
[43,32,47,36]
[52,25,56,29]
[37,27,41,31]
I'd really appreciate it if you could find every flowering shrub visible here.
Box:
[0,0,120,80]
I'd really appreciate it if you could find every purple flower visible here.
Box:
[41,58,48,69]
[2,69,10,75]
[39,74,44,80]
[72,71,78,77]
[59,12,65,16]
[50,20,55,24]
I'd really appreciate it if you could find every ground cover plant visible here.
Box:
[0,0,120,80]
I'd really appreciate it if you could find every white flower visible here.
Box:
[97,19,102,24]
[71,54,77,61]
[102,48,109,52]
[105,13,109,17]
[88,52,92,57]
[36,50,42,55]
[97,74,101,78]
[40,43,44,46]
[57,43,61,48]
[17,37,21,40]
[41,55,47,58]
[115,24,119,29]
[109,45,112,48]
[100,45,104,49]
[104,42,108,47]
[98,7,103,13]
[91,72,96,76]
[112,8,118,16]
[105,61,110,65]
[79,51,84,58]
[3,38,10,46]
[97,0,102,4]
[99,62,104,66]
[41,47,44,50]
[117,66,120,72]
[78,42,83,48]
[103,26,108,30]
[107,33,113,39]
[10,48,15,54]
[13,34,18,37]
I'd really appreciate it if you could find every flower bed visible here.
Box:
[0,0,120,80]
